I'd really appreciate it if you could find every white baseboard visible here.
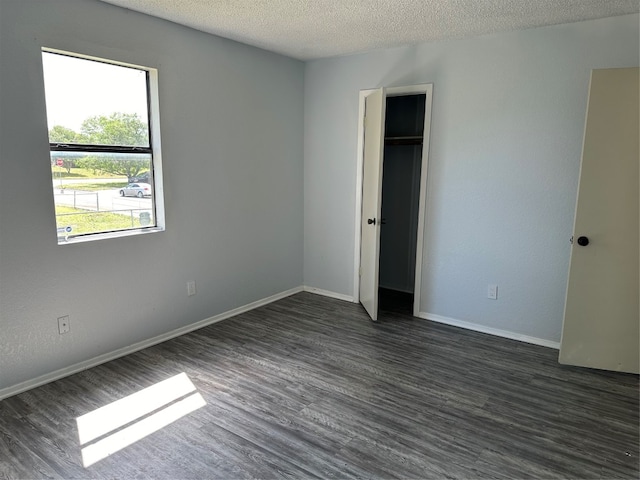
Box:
[0,286,303,401]
[303,286,355,303]
[418,312,561,350]
[1,287,560,401]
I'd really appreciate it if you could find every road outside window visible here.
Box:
[42,50,162,242]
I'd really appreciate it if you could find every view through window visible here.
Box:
[42,50,160,242]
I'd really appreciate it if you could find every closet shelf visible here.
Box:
[384,135,423,145]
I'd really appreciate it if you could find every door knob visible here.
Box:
[577,236,589,246]
[367,218,376,225]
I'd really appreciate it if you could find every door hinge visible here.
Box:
[359,267,362,276]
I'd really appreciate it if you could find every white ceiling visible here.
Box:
[98,0,640,60]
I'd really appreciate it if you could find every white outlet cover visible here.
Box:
[58,315,70,334]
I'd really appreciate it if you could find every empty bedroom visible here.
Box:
[1,0,638,478]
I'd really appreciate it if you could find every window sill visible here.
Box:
[57,226,165,245]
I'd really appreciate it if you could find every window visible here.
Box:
[42,49,164,243]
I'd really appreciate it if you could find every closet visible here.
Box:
[378,94,426,314]
[358,85,432,321]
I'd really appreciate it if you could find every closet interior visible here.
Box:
[378,94,426,315]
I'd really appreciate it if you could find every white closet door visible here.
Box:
[559,68,639,373]
[359,88,386,321]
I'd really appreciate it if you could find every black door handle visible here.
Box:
[577,236,589,246]
[367,218,376,225]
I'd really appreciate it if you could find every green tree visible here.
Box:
[77,155,148,182]
[49,113,149,181]
[49,126,80,172]
[66,113,150,181]
[49,125,79,143]
[80,112,148,147]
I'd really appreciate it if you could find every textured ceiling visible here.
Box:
[97,0,640,60]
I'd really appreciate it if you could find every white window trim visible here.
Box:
[43,47,166,245]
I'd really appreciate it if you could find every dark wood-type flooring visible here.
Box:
[1,292,638,479]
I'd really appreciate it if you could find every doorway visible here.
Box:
[378,94,425,315]
[354,85,433,320]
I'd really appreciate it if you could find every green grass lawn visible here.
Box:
[51,166,127,179]
[58,182,128,191]
[56,205,141,235]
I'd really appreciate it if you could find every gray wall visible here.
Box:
[1,0,638,393]
[0,0,304,391]
[303,14,639,342]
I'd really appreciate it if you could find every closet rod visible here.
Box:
[384,136,423,146]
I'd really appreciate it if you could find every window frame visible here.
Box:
[42,48,165,244]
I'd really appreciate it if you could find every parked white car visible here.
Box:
[119,183,152,198]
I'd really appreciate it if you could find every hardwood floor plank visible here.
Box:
[472,447,568,479]
[0,429,58,479]
[1,292,637,479]
[198,401,368,479]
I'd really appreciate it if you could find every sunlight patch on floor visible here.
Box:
[76,372,206,467]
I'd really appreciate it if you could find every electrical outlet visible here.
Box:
[187,281,196,297]
[58,315,70,334]
[487,284,498,300]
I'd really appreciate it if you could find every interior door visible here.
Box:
[359,88,386,320]
[559,68,639,373]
